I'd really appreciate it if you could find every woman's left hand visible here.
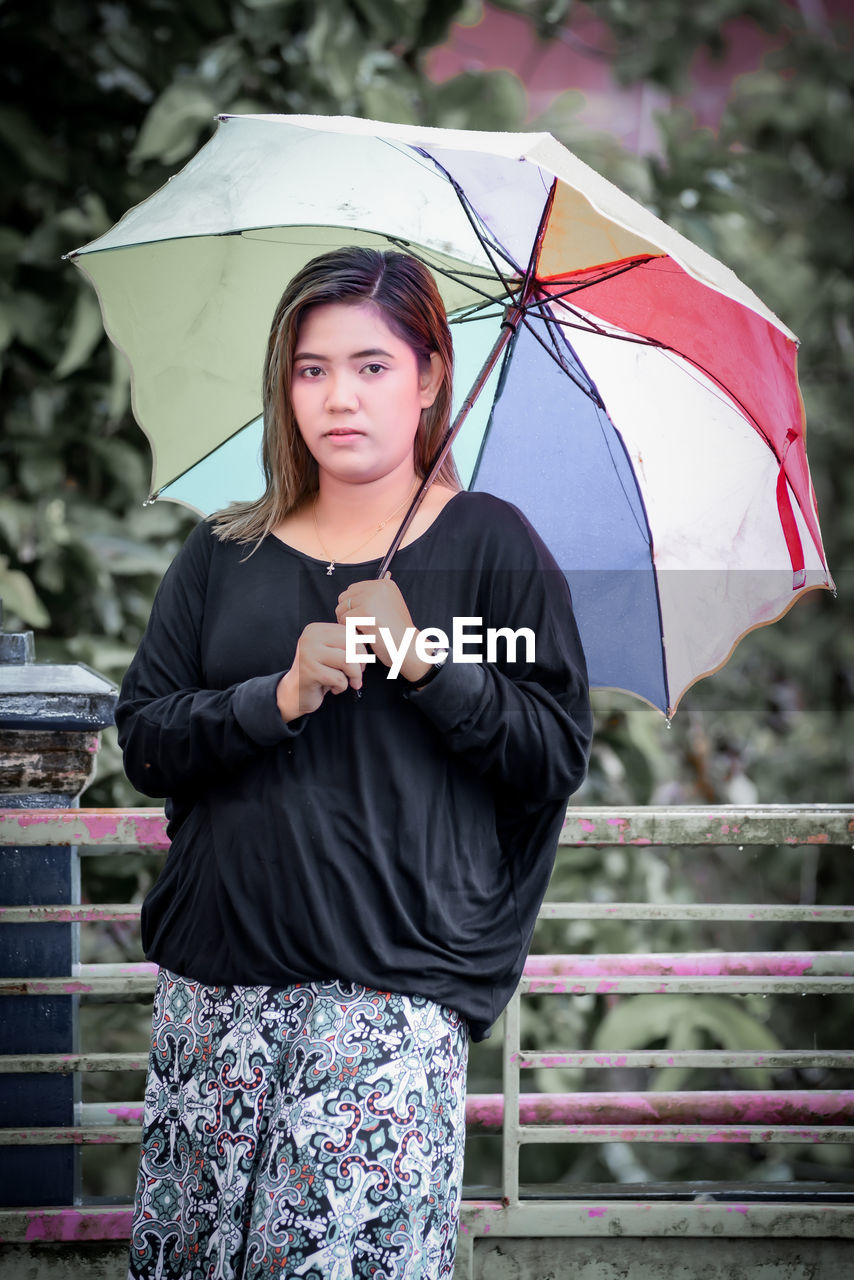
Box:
[335,574,433,684]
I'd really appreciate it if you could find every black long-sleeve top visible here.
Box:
[116,491,592,1040]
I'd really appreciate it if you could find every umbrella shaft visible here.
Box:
[377,299,527,578]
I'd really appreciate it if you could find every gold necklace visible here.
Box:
[312,485,417,575]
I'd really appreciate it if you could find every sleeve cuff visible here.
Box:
[232,672,307,746]
[402,657,488,733]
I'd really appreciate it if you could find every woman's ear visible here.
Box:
[419,352,444,409]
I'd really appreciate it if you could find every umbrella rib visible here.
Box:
[509,178,604,400]
[525,296,603,395]
[400,250,516,308]
[542,256,659,301]
[517,311,603,405]
[410,147,522,297]
[147,415,263,501]
[380,236,518,310]
[517,300,658,557]
[451,308,507,325]
[380,139,518,277]
[538,257,778,444]
[548,311,667,347]
[545,313,778,452]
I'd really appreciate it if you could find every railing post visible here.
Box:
[0,607,116,1206]
[501,987,522,1208]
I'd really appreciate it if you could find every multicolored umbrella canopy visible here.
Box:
[69,114,832,716]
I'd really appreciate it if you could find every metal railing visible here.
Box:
[1,805,853,1278]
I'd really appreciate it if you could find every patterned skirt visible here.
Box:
[128,969,469,1280]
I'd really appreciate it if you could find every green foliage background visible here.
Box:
[2,0,852,1196]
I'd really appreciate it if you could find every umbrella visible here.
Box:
[68,113,832,717]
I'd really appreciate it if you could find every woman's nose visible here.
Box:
[325,372,359,410]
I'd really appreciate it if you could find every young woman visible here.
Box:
[117,247,591,1280]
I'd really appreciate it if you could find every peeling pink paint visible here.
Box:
[578,819,596,833]
[522,952,834,979]
[587,1207,608,1218]
[0,807,170,849]
[11,981,95,995]
[464,1091,854,1132]
[23,1208,133,1242]
[107,1105,144,1122]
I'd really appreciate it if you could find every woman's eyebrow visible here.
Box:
[293,347,395,361]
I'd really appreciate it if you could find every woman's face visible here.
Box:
[290,301,442,487]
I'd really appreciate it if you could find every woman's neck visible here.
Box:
[313,470,420,534]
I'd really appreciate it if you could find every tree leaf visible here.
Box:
[130,84,217,166]
[350,0,422,45]
[0,304,13,353]
[55,288,104,379]
[10,291,54,355]
[360,74,420,125]
[0,557,50,628]
[0,108,68,183]
[429,69,527,131]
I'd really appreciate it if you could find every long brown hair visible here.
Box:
[212,247,459,544]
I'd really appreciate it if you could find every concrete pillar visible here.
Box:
[0,608,117,1206]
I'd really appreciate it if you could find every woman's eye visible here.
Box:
[296,365,323,379]
[363,362,385,375]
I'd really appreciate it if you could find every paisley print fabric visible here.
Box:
[128,969,469,1280]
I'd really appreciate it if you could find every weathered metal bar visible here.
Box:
[523,952,854,977]
[521,974,854,996]
[3,1048,850,1076]
[538,902,854,921]
[8,903,851,926]
[515,1050,854,1070]
[0,1205,134,1242]
[502,988,521,1208]
[11,1089,854,1136]
[515,1123,854,1144]
[465,1092,854,1133]
[522,957,854,972]
[0,809,170,849]
[7,1119,853,1148]
[0,1126,139,1146]
[457,1198,854,1239]
[3,804,854,851]
[558,806,854,847]
[2,1199,853,1246]
[4,969,851,999]
[0,904,142,923]
[0,974,155,998]
[0,1053,146,1074]
[79,1103,141,1126]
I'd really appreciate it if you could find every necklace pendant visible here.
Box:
[326,562,335,576]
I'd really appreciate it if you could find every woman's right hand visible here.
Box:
[276,622,365,722]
